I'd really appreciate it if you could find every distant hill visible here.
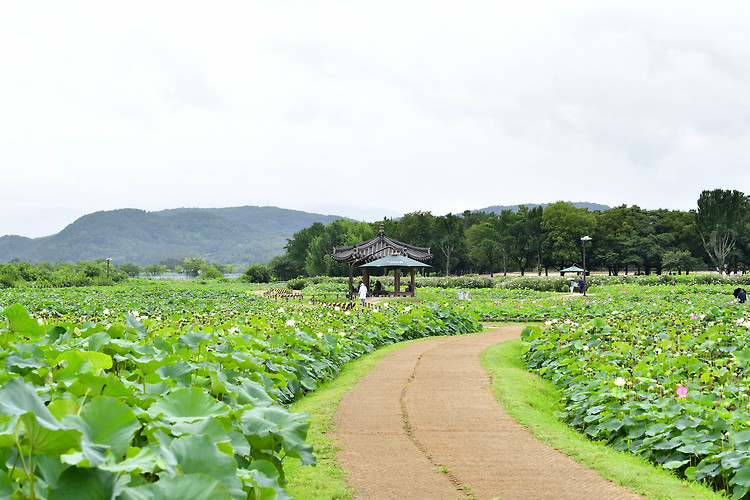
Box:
[0,206,341,269]
[475,202,610,214]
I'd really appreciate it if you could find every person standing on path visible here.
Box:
[358,281,367,305]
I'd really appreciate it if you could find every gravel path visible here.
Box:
[333,325,643,500]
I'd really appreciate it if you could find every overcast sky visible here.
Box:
[2,1,749,238]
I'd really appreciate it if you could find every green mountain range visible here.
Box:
[0,206,341,269]
[476,202,610,214]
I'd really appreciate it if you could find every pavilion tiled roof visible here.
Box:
[331,224,432,265]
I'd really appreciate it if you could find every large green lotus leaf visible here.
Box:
[152,336,174,354]
[734,350,750,365]
[170,416,229,440]
[123,312,146,336]
[53,350,113,382]
[60,445,108,468]
[106,338,137,354]
[64,397,140,460]
[2,304,46,337]
[0,378,82,456]
[47,399,80,421]
[0,416,19,449]
[243,459,291,500]
[148,387,230,423]
[178,330,213,351]
[169,434,244,500]
[239,407,315,465]
[23,416,83,457]
[119,474,232,500]
[4,350,47,372]
[228,430,251,457]
[45,325,69,344]
[47,466,126,500]
[731,466,750,488]
[132,354,180,375]
[99,446,163,474]
[0,470,14,500]
[210,371,238,398]
[81,331,110,352]
[34,455,71,490]
[69,372,136,401]
[235,379,275,407]
[154,361,192,386]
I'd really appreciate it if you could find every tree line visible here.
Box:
[265,189,750,280]
[0,256,237,288]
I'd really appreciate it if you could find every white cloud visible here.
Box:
[1,1,750,236]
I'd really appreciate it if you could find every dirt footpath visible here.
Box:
[333,325,643,500]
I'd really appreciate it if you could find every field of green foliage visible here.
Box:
[510,282,750,499]
[4,275,750,498]
[0,281,479,499]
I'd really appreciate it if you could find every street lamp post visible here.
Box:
[581,236,592,296]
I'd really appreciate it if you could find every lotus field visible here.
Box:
[508,283,750,499]
[0,282,480,499]
[4,278,750,499]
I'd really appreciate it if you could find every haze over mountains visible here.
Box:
[0,202,609,268]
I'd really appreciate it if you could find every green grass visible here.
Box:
[284,340,417,499]
[480,336,725,500]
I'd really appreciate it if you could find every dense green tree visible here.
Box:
[304,219,374,277]
[593,205,635,275]
[396,212,435,248]
[526,206,544,275]
[662,250,700,275]
[199,263,224,279]
[183,257,206,277]
[243,263,272,283]
[258,192,750,279]
[159,258,185,270]
[433,213,464,276]
[285,223,326,278]
[143,264,167,275]
[465,221,500,275]
[508,206,543,275]
[119,262,142,277]
[461,210,492,229]
[268,254,297,281]
[696,189,749,273]
[75,261,105,278]
[540,202,596,271]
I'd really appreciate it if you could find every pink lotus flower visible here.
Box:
[676,385,688,399]
[690,315,697,320]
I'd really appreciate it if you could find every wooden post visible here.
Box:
[363,268,370,291]
[348,264,354,298]
[410,268,416,297]
[394,268,401,293]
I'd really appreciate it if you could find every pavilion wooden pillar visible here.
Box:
[363,268,370,291]
[348,264,354,297]
[394,269,401,293]
[410,269,416,297]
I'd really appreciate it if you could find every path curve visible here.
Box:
[333,325,643,500]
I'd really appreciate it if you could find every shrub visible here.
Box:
[287,278,306,290]
[243,264,272,283]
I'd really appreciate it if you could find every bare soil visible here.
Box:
[333,325,643,500]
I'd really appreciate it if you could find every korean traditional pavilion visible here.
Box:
[331,224,432,297]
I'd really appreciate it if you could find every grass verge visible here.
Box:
[481,336,725,500]
[284,340,417,499]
